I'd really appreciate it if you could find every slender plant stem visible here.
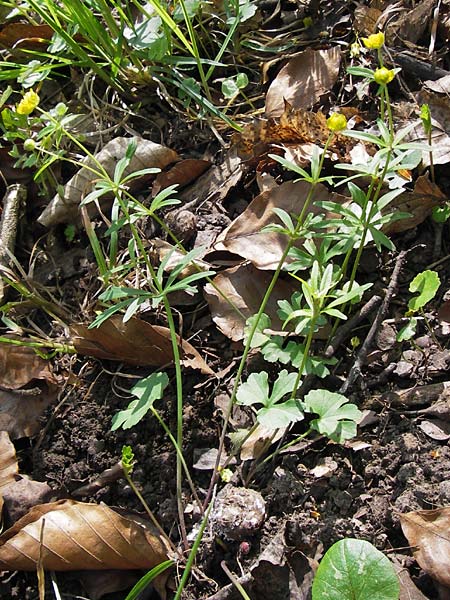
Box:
[203,134,335,509]
[174,494,215,600]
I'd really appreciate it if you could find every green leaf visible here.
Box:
[396,317,417,342]
[124,560,174,600]
[236,370,303,428]
[408,270,440,312]
[312,538,400,600]
[270,370,298,404]
[303,389,361,442]
[111,372,169,430]
[236,371,270,407]
[258,400,304,429]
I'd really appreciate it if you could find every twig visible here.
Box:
[324,295,382,359]
[340,251,408,395]
[0,184,27,303]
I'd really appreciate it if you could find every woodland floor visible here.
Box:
[1,0,450,599]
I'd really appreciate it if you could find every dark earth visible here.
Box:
[1,0,450,599]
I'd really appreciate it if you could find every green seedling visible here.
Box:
[301,389,361,443]
[221,72,249,100]
[397,269,441,341]
[112,372,169,431]
[312,538,400,600]
[236,369,302,429]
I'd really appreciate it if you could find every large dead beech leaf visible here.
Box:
[38,137,178,227]
[0,431,19,513]
[213,181,332,270]
[71,316,213,374]
[400,508,450,588]
[0,499,169,571]
[265,47,341,118]
[204,263,297,341]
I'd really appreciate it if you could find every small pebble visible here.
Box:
[213,485,266,540]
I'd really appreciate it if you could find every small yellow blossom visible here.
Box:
[374,67,395,85]
[16,90,40,115]
[327,112,347,132]
[362,32,385,50]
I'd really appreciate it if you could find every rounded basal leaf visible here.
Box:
[312,539,400,600]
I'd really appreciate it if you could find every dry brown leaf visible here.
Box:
[0,431,18,514]
[400,508,450,588]
[385,0,434,45]
[424,74,450,95]
[0,388,59,439]
[265,48,341,119]
[0,346,59,438]
[71,316,213,374]
[0,499,169,572]
[152,158,211,195]
[0,23,54,50]
[204,263,297,341]
[38,137,178,227]
[213,181,332,270]
[240,424,284,461]
[353,5,382,35]
[438,299,450,324]
[383,175,446,234]
[178,148,243,208]
[0,344,57,390]
[234,104,358,162]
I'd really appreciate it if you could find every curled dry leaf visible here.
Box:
[0,345,59,438]
[0,499,169,572]
[214,180,332,270]
[71,315,213,374]
[38,137,178,227]
[265,47,341,118]
[400,507,450,588]
[0,430,19,514]
[383,175,446,235]
[204,263,296,341]
[234,103,358,162]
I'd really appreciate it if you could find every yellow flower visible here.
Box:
[374,67,395,85]
[327,112,347,132]
[362,32,385,50]
[16,90,40,115]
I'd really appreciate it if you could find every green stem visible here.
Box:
[0,335,75,354]
[204,134,335,508]
[290,314,317,399]
[173,495,215,600]
[152,408,203,514]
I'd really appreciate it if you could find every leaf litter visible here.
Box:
[1,1,450,598]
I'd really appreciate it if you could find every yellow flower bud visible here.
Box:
[16,90,40,115]
[362,32,385,50]
[373,67,395,85]
[327,112,348,132]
